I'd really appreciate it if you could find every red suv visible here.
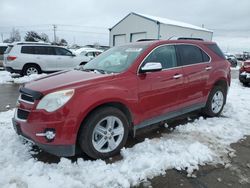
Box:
[13,39,231,159]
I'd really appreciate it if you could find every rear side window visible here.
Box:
[206,44,225,59]
[21,46,55,55]
[144,45,177,69]
[0,46,8,54]
[176,45,209,66]
[21,46,34,54]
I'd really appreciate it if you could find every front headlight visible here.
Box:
[37,89,74,112]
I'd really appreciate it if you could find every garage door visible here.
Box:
[131,32,147,42]
[113,34,126,46]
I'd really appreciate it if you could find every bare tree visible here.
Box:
[4,28,21,43]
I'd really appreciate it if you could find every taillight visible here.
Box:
[7,56,17,61]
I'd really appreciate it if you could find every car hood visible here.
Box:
[25,70,114,93]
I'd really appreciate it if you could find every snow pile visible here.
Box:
[0,80,250,188]
[0,71,46,84]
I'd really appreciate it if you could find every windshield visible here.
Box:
[83,44,148,73]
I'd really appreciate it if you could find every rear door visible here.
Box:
[176,44,211,108]
[137,45,184,122]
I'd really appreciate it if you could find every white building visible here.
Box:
[109,12,213,46]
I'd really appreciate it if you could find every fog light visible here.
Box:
[36,129,56,141]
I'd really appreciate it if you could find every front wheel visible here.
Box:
[202,86,226,117]
[78,107,129,159]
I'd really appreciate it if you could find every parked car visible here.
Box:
[243,51,250,60]
[3,42,90,75]
[71,48,103,64]
[225,54,237,67]
[235,53,245,61]
[13,39,231,159]
[0,43,8,68]
[79,48,103,59]
[239,60,250,86]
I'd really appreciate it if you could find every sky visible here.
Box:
[0,0,249,53]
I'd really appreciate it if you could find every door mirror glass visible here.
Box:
[140,62,162,73]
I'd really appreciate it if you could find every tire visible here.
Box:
[243,82,249,87]
[78,107,129,159]
[23,64,41,76]
[202,86,226,117]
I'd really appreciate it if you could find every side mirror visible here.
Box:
[140,62,162,73]
[71,53,76,57]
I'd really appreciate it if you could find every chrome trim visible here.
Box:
[18,94,34,105]
[173,74,183,79]
[14,108,30,122]
[137,43,212,75]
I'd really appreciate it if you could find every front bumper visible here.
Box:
[12,118,76,156]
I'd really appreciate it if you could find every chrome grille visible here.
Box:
[19,93,34,104]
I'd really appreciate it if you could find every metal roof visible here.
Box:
[110,12,213,33]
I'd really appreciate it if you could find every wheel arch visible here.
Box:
[79,101,133,129]
[22,62,42,74]
[75,101,133,153]
[213,78,228,94]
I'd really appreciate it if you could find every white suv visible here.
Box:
[4,42,90,75]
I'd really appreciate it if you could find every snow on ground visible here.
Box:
[0,80,250,188]
[0,71,46,84]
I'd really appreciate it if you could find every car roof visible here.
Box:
[118,39,215,49]
[11,41,51,46]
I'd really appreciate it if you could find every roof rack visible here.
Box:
[16,42,51,45]
[177,37,204,41]
[136,39,159,42]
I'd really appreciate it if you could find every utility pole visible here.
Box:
[1,33,3,42]
[53,24,57,43]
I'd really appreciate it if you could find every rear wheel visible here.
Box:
[23,65,41,76]
[78,107,129,159]
[202,86,226,117]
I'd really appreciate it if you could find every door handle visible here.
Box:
[173,74,183,79]
[205,66,212,71]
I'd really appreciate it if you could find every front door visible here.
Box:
[137,45,184,123]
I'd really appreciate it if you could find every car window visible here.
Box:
[176,45,206,66]
[202,50,210,62]
[47,47,56,55]
[94,51,102,56]
[84,44,148,73]
[33,46,49,55]
[206,44,225,59]
[0,46,8,54]
[21,46,34,54]
[143,45,177,69]
[86,52,95,57]
[55,47,72,56]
